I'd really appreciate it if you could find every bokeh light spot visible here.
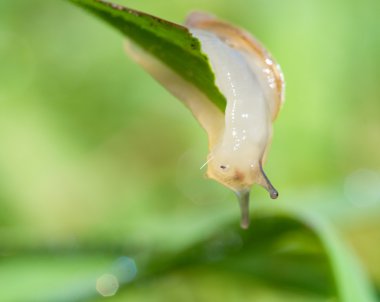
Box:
[112,256,138,283]
[96,273,119,297]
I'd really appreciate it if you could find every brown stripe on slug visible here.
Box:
[233,170,245,182]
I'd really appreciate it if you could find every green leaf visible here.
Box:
[1,209,376,301]
[296,211,377,302]
[133,209,377,302]
[67,0,227,111]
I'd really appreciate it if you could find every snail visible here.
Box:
[125,12,285,229]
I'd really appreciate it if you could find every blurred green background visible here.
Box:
[0,0,379,301]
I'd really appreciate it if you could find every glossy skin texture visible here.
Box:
[188,14,284,228]
[191,29,272,193]
[125,12,284,228]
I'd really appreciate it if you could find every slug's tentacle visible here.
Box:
[258,162,279,199]
[236,190,250,229]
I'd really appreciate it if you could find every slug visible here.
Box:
[125,12,285,229]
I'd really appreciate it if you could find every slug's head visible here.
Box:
[206,149,278,199]
[205,148,278,230]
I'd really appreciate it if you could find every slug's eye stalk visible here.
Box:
[258,163,279,199]
[236,190,250,229]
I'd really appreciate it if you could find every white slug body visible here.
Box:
[190,28,272,191]
[187,13,285,228]
[124,12,284,229]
